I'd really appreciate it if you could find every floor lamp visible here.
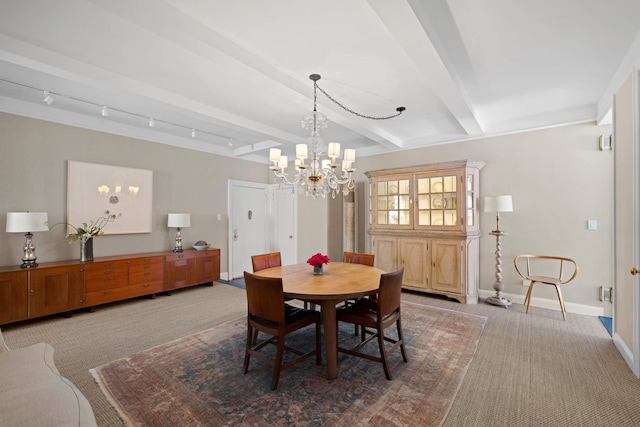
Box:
[484,195,513,307]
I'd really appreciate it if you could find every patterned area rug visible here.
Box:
[91,302,486,426]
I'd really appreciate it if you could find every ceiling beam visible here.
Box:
[368,0,484,136]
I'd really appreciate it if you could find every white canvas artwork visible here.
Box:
[67,161,153,234]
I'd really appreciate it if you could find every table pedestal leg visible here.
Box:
[321,300,338,380]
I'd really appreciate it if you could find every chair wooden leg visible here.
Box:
[524,281,535,314]
[271,337,285,390]
[397,318,408,363]
[243,325,253,374]
[377,328,392,380]
[252,329,259,345]
[554,285,567,320]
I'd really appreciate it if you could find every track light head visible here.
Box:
[148,117,155,127]
[42,91,54,105]
[191,128,196,138]
[101,106,109,117]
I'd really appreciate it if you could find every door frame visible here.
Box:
[612,66,640,378]
[227,180,269,280]
[227,180,298,278]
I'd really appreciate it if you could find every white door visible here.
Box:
[613,72,640,377]
[229,181,268,279]
[272,186,297,265]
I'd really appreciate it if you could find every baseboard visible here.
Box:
[479,289,604,317]
[613,333,634,370]
[220,272,229,281]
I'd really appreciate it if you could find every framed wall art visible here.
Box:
[67,161,153,234]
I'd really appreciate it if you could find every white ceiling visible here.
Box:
[1,0,639,164]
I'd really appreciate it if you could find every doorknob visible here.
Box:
[233,229,238,241]
[631,267,639,276]
[289,235,293,239]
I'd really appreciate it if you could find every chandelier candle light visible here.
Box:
[269,74,405,199]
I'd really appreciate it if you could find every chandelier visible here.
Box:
[269,74,405,199]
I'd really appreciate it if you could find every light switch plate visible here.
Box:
[587,220,597,230]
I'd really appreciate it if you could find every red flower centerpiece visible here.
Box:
[307,252,330,275]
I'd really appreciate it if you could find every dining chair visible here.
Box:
[514,254,579,320]
[336,268,408,380]
[243,271,322,390]
[342,251,376,334]
[343,251,375,267]
[251,251,282,272]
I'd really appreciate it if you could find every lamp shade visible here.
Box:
[6,212,49,233]
[167,213,190,228]
[484,195,513,213]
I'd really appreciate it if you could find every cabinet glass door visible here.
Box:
[466,174,475,227]
[375,178,411,227]
[416,174,458,227]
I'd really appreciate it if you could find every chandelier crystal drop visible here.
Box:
[269,74,405,199]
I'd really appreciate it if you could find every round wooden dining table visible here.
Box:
[253,261,385,380]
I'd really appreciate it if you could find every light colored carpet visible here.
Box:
[2,284,640,426]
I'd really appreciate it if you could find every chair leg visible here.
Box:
[554,285,567,320]
[377,327,392,380]
[243,325,253,374]
[524,281,535,314]
[397,317,408,363]
[252,329,259,345]
[271,336,285,390]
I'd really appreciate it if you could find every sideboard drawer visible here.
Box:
[85,275,128,292]
[85,280,164,306]
[84,261,129,279]
[129,269,163,285]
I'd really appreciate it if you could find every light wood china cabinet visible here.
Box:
[366,160,484,303]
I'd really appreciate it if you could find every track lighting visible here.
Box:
[101,106,109,117]
[191,128,196,138]
[148,117,155,127]
[42,91,54,105]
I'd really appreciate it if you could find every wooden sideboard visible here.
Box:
[0,248,220,325]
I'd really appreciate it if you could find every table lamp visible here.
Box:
[6,212,49,268]
[484,196,513,307]
[168,213,190,252]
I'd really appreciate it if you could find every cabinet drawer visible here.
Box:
[129,256,164,270]
[85,274,128,292]
[129,269,164,285]
[84,261,129,279]
[85,281,163,306]
[165,252,194,263]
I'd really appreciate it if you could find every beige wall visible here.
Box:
[348,121,614,313]
[0,112,614,314]
[0,112,272,274]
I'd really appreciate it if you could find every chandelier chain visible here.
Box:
[314,82,406,120]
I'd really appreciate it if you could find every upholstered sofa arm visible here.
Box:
[0,328,98,426]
